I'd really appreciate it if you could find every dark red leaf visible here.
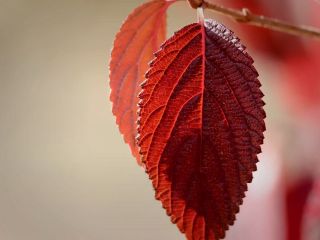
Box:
[302,178,320,240]
[137,20,266,239]
[109,0,175,164]
[285,176,314,240]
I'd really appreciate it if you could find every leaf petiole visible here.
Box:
[197,6,205,23]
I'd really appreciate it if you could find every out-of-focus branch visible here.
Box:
[186,0,320,40]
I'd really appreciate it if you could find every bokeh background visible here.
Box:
[0,0,319,239]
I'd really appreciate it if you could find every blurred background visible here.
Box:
[0,0,319,239]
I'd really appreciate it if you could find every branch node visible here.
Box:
[240,8,252,22]
[187,0,203,9]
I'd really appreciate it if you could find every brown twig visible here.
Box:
[187,0,203,9]
[187,0,320,40]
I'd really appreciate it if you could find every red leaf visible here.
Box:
[109,0,175,164]
[285,176,314,240]
[281,48,320,114]
[302,178,320,240]
[137,20,266,239]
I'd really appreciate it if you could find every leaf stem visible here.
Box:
[186,0,320,40]
[197,7,204,23]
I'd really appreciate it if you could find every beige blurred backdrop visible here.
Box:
[0,0,285,240]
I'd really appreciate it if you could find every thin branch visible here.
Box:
[187,0,202,9]
[187,0,320,40]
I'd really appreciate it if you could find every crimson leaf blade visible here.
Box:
[137,20,266,239]
[109,0,175,164]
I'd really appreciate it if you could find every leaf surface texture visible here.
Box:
[137,20,266,239]
[110,0,174,163]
